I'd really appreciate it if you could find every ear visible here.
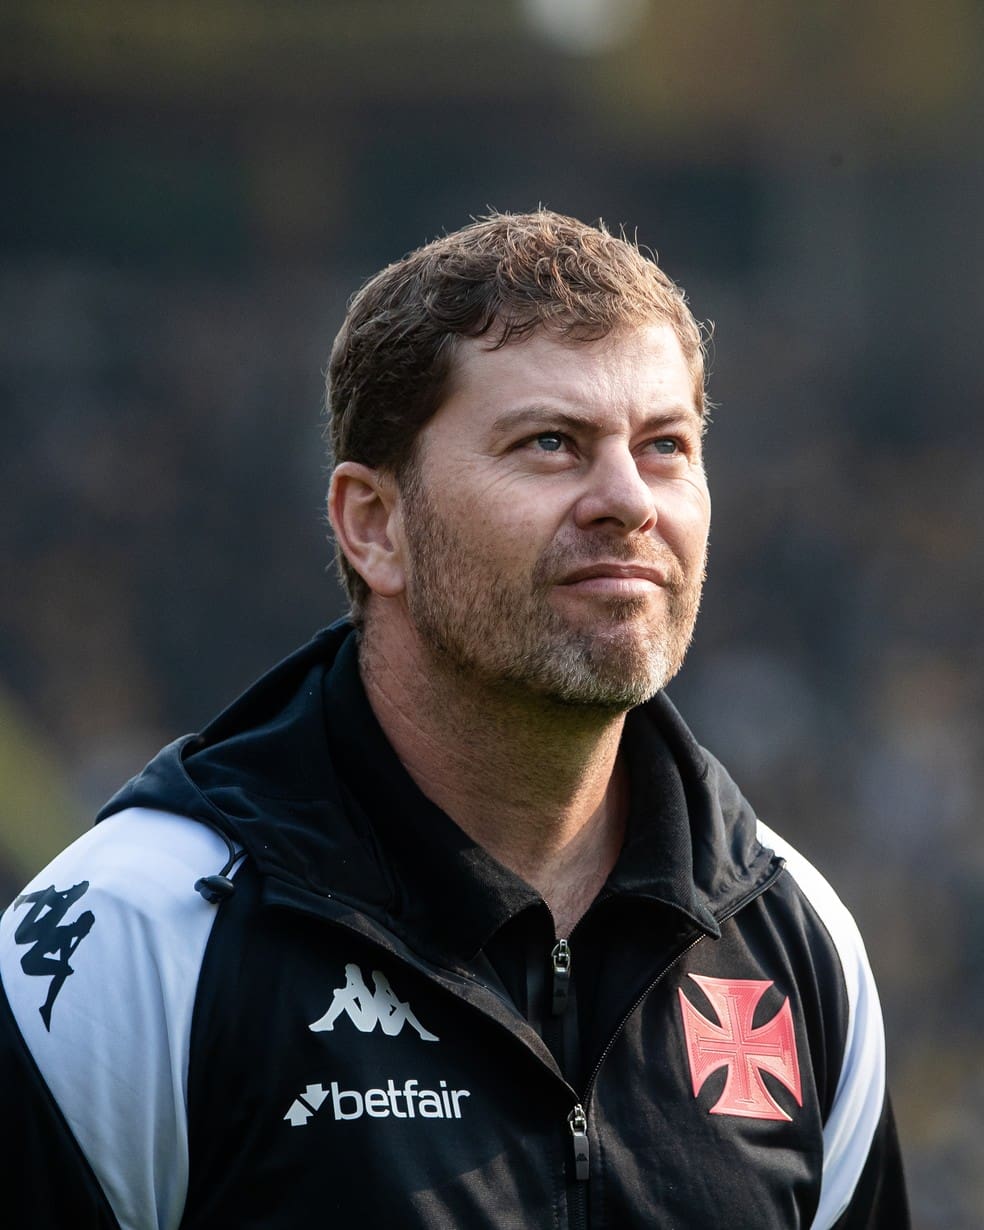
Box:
[328,462,406,599]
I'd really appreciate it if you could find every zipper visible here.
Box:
[567,1103,590,1230]
[558,932,707,1229]
[551,937,572,1015]
[567,1103,590,1179]
[550,929,587,1228]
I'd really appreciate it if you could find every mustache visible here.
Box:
[532,537,689,592]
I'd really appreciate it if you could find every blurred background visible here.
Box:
[2,1,981,1222]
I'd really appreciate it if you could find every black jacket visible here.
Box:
[0,625,908,1228]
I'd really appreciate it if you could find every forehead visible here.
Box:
[433,323,700,433]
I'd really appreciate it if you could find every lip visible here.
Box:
[557,562,671,592]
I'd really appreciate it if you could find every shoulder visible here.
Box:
[0,808,229,1230]
[756,819,883,1059]
[2,808,229,1032]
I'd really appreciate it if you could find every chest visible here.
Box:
[179,886,832,1229]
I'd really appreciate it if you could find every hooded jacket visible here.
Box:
[0,624,908,1228]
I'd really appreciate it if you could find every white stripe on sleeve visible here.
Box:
[0,808,229,1230]
[756,820,886,1230]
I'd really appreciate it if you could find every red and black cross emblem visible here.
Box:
[678,974,803,1122]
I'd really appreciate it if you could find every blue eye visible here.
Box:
[535,434,564,452]
[652,438,679,454]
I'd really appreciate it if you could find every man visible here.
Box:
[1,211,907,1226]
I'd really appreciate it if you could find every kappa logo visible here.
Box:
[12,882,95,1030]
[678,974,803,1122]
[284,1077,471,1127]
[309,963,439,1042]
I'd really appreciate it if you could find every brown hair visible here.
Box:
[327,208,707,622]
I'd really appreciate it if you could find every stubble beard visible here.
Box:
[401,484,705,712]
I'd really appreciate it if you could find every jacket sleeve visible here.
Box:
[756,821,910,1230]
[0,967,121,1226]
[830,1093,910,1229]
[0,810,227,1230]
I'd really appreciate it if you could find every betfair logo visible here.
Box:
[309,963,439,1042]
[284,1078,471,1127]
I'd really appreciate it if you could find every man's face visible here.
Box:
[392,323,711,709]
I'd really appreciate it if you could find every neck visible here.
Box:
[359,619,629,936]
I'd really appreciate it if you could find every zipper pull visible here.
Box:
[567,1103,590,1181]
[551,937,572,1015]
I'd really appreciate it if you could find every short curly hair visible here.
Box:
[326,209,707,623]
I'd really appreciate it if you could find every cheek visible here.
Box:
[453,487,562,563]
[661,482,711,558]
[480,518,551,578]
[426,498,545,584]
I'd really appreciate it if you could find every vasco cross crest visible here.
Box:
[678,973,802,1122]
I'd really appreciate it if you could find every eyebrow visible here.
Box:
[489,404,702,438]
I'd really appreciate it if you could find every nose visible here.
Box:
[572,445,657,535]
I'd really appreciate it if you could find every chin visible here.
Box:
[518,633,685,711]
